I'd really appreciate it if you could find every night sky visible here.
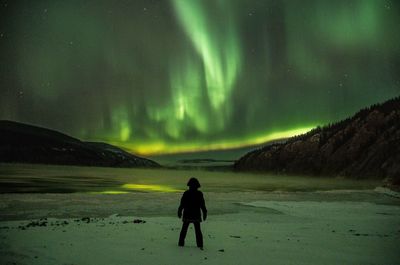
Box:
[1,0,399,155]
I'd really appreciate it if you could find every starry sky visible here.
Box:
[0,0,399,155]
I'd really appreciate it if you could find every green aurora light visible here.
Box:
[0,0,399,155]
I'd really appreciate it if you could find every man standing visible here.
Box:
[178,177,207,250]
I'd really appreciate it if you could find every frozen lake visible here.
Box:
[0,163,381,194]
[1,163,399,265]
[0,162,394,222]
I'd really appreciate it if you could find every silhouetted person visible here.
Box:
[178,177,207,250]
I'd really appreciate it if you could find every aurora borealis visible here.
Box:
[0,0,399,155]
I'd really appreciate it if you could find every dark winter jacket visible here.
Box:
[178,188,207,222]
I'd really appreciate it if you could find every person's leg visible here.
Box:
[178,222,190,246]
[193,222,203,248]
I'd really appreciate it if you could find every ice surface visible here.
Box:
[0,164,399,264]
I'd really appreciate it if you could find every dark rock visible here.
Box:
[82,217,90,223]
[133,219,146,224]
[26,221,38,227]
[218,249,225,252]
[26,221,47,227]
[234,97,400,184]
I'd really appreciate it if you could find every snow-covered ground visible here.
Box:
[1,191,399,265]
[0,164,399,264]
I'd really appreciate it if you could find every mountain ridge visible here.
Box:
[0,120,159,168]
[234,97,400,185]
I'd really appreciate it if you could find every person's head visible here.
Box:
[187,177,201,190]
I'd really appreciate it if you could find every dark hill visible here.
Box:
[0,120,159,168]
[234,97,400,185]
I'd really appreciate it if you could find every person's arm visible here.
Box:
[178,192,185,218]
[200,192,207,221]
